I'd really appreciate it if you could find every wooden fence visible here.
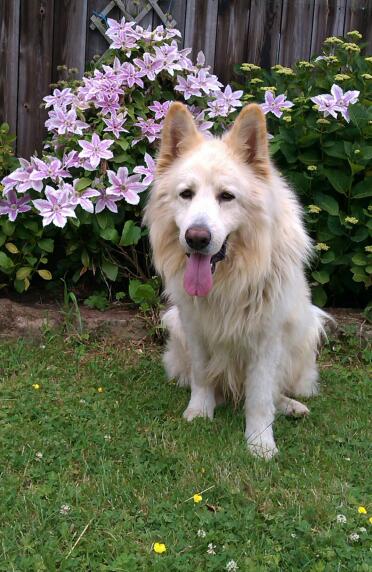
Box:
[1,0,372,158]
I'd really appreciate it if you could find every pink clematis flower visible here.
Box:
[78,133,114,169]
[33,186,76,228]
[311,93,339,118]
[148,101,172,120]
[133,53,163,81]
[0,190,32,221]
[62,182,100,214]
[43,88,74,109]
[103,111,128,139]
[261,91,294,118]
[189,69,223,95]
[30,157,71,182]
[175,75,202,100]
[330,84,359,122]
[133,153,156,187]
[107,167,146,204]
[10,158,43,193]
[95,188,121,214]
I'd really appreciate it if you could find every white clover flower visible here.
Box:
[60,504,71,515]
[207,543,216,555]
[104,434,112,441]
[35,451,43,460]
[197,529,206,538]
[359,527,367,533]
[337,514,347,524]
[226,559,238,571]
[349,532,360,542]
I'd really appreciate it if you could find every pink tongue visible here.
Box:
[184,253,213,297]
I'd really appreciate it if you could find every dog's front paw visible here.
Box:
[246,428,278,460]
[183,405,214,421]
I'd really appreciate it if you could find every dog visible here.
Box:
[144,102,327,459]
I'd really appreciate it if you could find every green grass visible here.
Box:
[0,328,370,571]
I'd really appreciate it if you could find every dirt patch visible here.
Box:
[0,299,148,341]
[0,299,369,341]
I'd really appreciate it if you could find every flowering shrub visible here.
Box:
[0,123,17,180]
[238,31,372,307]
[0,18,242,298]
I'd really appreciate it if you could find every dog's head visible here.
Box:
[146,103,273,297]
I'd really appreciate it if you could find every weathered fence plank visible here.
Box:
[214,0,251,84]
[17,0,55,157]
[184,0,219,67]
[279,0,316,65]
[0,0,20,133]
[311,0,346,54]
[52,0,88,84]
[344,0,372,51]
[86,0,117,64]
[246,0,283,68]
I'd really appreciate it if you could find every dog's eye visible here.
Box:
[219,191,235,202]
[179,189,194,200]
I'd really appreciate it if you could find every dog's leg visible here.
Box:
[182,342,215,421]
[276,395,310,417]
[245,340,280,459]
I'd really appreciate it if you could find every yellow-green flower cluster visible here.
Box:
[259,86,277,92]
[362,73,372,80]
[317,118,331,125]
[334,74,350,81]
[344,216,359,224]
[242,93,254,100]
[324,36,344,45]
[315,243,330,251]
[307,165,317,172]
[274,66,295,76]
[297,60,315,69]
[283,115,292,122]
[342,42,361,53]
[250,78,263,84]
[322,56,339,64]
[365,56,372,63]
[241,63,261,72]
[307,204,321,214]
[346,30,362,40]
[365,246,372,253]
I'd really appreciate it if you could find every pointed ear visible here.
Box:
[156,102,203,175]
[224,104,270,178]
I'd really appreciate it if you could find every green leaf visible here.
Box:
[16,267,32,280]
[13,279,25,293]
[1,220,15,236]
[101,260,118,281]
[351,253,367,266]
[352,178,372,199]
[348,104,369,131]
[0,233,6,247]
[311,270,330,284]
[38,238,54,253]
[129,279,157,306]
[323,141,346,159]
[75,178,93,192]
[320,251,336,264]
[100,227,119,243]
[120,220,141,246]
[37,269,52,280]
[312,285,327,307]
[314,192,339,216]
[0,251,14,270]
[327,215,344,236]
[81,249,90,268]
[116,139,129,151]
[96,212,109,230]
[351,226,368,243]
[323,168,351,195]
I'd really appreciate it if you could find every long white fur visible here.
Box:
[145,104,328,459]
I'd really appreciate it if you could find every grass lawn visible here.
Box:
[0,326,370,571]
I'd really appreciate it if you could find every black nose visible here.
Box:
[185,226,211,250]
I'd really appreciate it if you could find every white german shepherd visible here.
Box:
[144,102,327,459]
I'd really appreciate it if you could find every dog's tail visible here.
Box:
[291,305,332,397]
[162,306,191,387]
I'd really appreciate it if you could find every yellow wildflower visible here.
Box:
[334,74,350,81]
[345,216,358,224]
[276,67,295,76]
[347,30,362,40]
[365,246,372,253]
[307,165,317,172]
[298,61,314,69]
[362,73,372,80]
[283,116,292,122]
[342,42,361,52]
[365,56,372,63]
[241,63,261,72]
[32,383,40,390]
[193,493,203,503]
[259,86,277,92]
[308,205,321,214]
[324,36,344,45]
[358,506,367,514]
[317,118,331,125]
[242,93,254,100]
[369,516,372,524]
[250,78,263,84]
[315,243,330,251]
[323,56,339,64]
[97,387,104,393]
[153,542,167,554]
[354,149,361,154]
